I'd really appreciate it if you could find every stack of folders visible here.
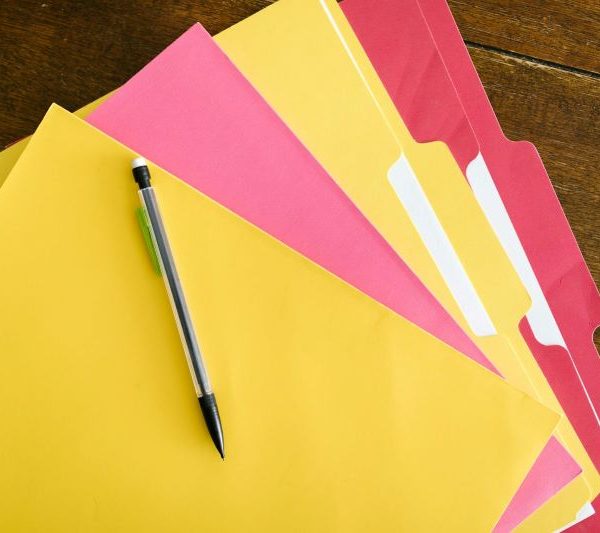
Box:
[2,0,599,531]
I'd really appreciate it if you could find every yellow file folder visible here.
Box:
[214,0,597,527]
[0,106,558,532]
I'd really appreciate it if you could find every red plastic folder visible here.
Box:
[341,0,600,529]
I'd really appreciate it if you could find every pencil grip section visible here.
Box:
[135,207,162,275]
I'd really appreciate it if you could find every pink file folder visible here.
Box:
[421,2,600,529]
[415,0,600,462]
[85,22,576,531]
[340,0,600,529]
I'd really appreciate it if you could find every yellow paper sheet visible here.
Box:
[213,1,597,528]
[0,105,559,531]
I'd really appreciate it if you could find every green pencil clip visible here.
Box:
[135,207,161,275]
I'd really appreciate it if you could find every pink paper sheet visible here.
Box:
[87,25,486,366]
[340,0,587,529]
[86,22,576,531]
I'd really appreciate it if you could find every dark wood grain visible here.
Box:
[449,0,600,75]
[0,1,598,340]
[0,0,273,147]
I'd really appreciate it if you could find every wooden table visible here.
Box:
[0,0,598,336]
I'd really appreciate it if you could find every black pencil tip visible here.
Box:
[199,393,225,460]
[215,436,225,460]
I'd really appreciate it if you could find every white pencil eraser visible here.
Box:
[131,157,147,169]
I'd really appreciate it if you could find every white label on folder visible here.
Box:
[388,155,496,337]
[555,502,595,532]
[468,153,600,427]
[466,153,566,348]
